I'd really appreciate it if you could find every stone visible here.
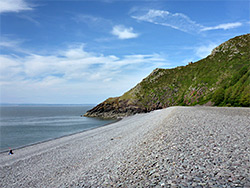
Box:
[160,182,165,187]
[149,169,156,176]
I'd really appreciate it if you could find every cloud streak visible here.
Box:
[201,22,243,31]
[132,9,243,33]
[132,9,202,33]
[0,0,33,13]
[73,14,112,29]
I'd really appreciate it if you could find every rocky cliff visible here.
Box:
[84,34,250,119]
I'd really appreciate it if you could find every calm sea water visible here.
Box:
[0,105,115,152]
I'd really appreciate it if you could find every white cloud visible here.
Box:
[111,25,139,39]
[201,22,242,31]
[0,40,21,48]
[0,37,32,55]
[0,0,33,13]
[195,43,218,58]
[132,9,243,33]
[132,9,202,33]
[0,44,169,103]
[0,55,23,80]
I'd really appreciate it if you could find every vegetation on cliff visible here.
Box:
[84,34,250,118]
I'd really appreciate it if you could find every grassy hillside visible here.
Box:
[85,34,250,118]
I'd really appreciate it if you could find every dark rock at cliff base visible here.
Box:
[84,34,250,118]
[84,98,149,119]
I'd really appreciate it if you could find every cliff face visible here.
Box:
[84,34,250,119]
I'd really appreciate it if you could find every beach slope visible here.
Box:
[0,107,249,187]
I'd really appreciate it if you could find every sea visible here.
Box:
[0,105,115,152]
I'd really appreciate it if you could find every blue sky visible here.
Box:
[0,0,249,104]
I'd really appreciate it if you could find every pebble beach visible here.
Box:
[0,106,249,187]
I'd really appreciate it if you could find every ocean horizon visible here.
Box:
[0,105,115,152]
[0,103,96,106]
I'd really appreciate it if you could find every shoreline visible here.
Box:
[2,105,248,154]
[0,118,121,154]
[0,106,249,187]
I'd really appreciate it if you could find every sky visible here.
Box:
[0,0,249,104]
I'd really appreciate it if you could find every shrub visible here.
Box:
[212,88,225,106]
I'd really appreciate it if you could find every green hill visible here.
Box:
[84,34,250,119]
